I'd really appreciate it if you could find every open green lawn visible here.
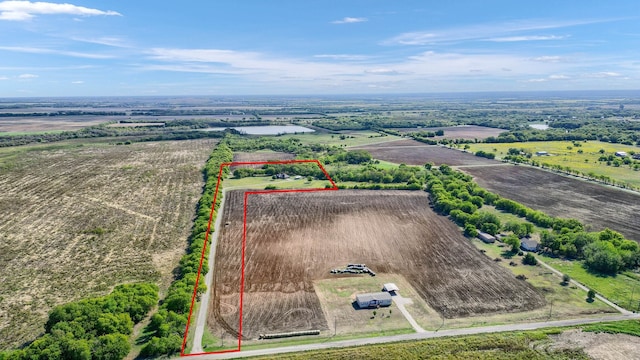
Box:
[277,131,401,147]
[223,175,333,190]
[540,254,640,312]
[466,141,640,187]
[470,240,615,321]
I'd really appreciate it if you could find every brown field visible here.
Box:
[0,117,108,133]
[207,190,545,340]
[353,139,499,166]
[463,165,640,242]
[0,139,216,348]
[393,125,507,140]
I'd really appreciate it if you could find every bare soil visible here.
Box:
[0,139,216,348]
[392,125,507,140]
[546,329,640,360]
[462,165,640,242]
[352,139,499,166]
[207,190,545,340]
[0,117,107,132]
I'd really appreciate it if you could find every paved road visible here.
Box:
[536,257,631,314]
[191,190,227,353]
[184,313,640,359]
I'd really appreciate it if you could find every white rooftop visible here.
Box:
[383,283,399,292]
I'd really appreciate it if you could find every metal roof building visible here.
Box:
[355,292,392,308]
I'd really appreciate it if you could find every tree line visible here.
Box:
[425,165,639,275]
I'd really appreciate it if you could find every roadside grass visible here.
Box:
[240,328,415,352]
[582,320,640,337]
[462,240,616,325]
[0,129,66,136]
[277,131,401,147]
[250,330,588,359]
[539,255,640,312]
[466,140,640,187]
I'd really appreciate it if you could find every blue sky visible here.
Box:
[0,0,638,96]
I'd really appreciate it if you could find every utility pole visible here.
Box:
[221,331,224,347]
[548,301,553,319]
[334,316,337,337]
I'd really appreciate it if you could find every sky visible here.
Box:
[0,0,638,97]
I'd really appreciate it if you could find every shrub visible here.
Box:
[522,253,537,265]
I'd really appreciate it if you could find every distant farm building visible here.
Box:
[520,238,540,252]
[355,292,392,308]
[536,151,549,156]
[477,231,496,243]
[275,173,290,179]
[633,153,640,160]
[382,283,399,294]
[615,151,628,158]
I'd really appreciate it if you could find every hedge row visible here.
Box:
[140,143,233,357]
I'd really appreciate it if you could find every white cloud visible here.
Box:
[0,75,8,80]
[314,54,370,61]
[71,80,83,84]
[0,46,114,59]
[0,1,121,21]
[586,71,621,78]
[18,73,38,78]
[364,68,400,75]
[532,56,564,63]
[487,35,566,42]
[525,78,548,82]
[332,17,367,24]
[71,36,129,48]
[549,74,570,80]
[384,18,617,45]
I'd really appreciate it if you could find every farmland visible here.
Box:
[0,139,216,348]
[352,139,500,166]
[207,190,545,341]
[466,140,640,188]
[462,165,640,242]
[393,125,507,140]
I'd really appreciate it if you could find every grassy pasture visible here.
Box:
[466,140,640,187]
[539,255,640,312]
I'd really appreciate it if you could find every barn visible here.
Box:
[355,292,392,308]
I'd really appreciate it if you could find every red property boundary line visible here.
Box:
[181,159,338,357]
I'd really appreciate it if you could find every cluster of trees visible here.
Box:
[485,121,639,146]
[0,283,158,360]
[426,165,502,235]
[541,228,640,274]
[474,150,496,159]
[140,144,233,356]
[330,163,426,187]
[312,117,451,131]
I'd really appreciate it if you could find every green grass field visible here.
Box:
[277,131,402,147]
[466,141,640,187]
[539,255,640,312]
[251,330,589,359]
